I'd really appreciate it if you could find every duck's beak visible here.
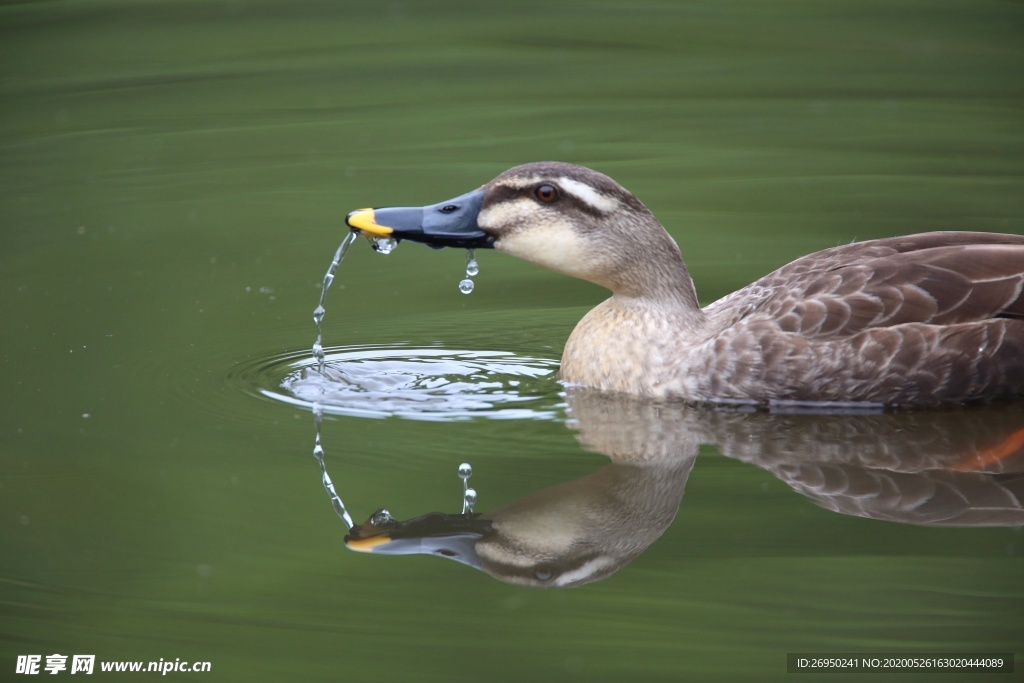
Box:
[345,188,493,249]
[344,511,493,570]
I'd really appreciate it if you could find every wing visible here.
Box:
[706,231,1024,338]
[693,232,1024,404]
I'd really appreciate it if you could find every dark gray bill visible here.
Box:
[345,189,493,249]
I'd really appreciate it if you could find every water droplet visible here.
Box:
[464,488,477,513]
[313,305,325,326]
[458,463,472,479]
[372,237,399,254]
[370,509,395,527]
[458,249,479,294]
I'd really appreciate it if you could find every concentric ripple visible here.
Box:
[241,344,565,421]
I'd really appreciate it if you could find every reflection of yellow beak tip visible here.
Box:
[345,534,392,553]
[346,209,394,237]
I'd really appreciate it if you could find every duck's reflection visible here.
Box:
[341,391,1024,587]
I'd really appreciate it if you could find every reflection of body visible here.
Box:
[345,392,1024,587]
[348,162,1024,407]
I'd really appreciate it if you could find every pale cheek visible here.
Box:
[484,206,602,280]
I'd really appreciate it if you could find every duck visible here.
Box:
[346,161,1024,407]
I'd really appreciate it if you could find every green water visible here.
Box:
[2,1,1022,681]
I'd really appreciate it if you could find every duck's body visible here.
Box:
[564,232,1024,405]
[347,162,1024,407]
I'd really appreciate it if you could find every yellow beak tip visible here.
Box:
[346,209,394,237]
[345,534,392,553]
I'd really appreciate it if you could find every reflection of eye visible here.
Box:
[534,184,559,203]
[440,204,459,213]
[534,567,554,582]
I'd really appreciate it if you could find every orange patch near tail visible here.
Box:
[951,426,1024,472]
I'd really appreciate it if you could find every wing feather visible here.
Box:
[708,231,1024,338]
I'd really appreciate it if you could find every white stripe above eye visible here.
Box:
[558,177,619,213]
[554,555,617,586]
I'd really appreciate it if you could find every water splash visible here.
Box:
[312,404,355,530]
[272,346,563,421]
[313,231,359,373]
[459,248,478,295]
[458,462,477,514]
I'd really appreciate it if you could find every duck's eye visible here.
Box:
[534,567,555,582]
[534,184,559,203]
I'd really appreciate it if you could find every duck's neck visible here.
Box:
[608,238,706,325]
[561,286,708,397]
[561,227,710,396]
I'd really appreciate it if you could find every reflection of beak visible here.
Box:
[345,189,494,250]
[344,511,493,570]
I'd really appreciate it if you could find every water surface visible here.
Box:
[2,1,1022,681]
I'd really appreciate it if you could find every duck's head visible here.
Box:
[346,161,688,297]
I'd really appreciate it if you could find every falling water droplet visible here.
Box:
[459,249,478,294]
[313,304,325,326]
[464,488,477,513]
[372,237,399,254]
[458,463,472,480]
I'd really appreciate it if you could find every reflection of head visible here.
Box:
[345,511,491,570]
[346,457,696,588]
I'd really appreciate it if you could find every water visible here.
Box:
[460,249,478,294]
[5,1,1023,680]
[372,236,399,255]
[370,509,395,527]
[458,462,476,514]
[312,404,355,530]
[465,252,480,277]
[306,232,496,532]
[269,346,562,421]
[312,231,359,373]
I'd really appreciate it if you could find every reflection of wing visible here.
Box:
[698,405,1024,474]
[774,465,1024,527]
[701,232,1024,404]
[569,390,1024,527]
[699,403,1024,526]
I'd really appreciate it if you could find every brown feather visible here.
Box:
[460,162,1024,406]
[694,232,1024,405]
